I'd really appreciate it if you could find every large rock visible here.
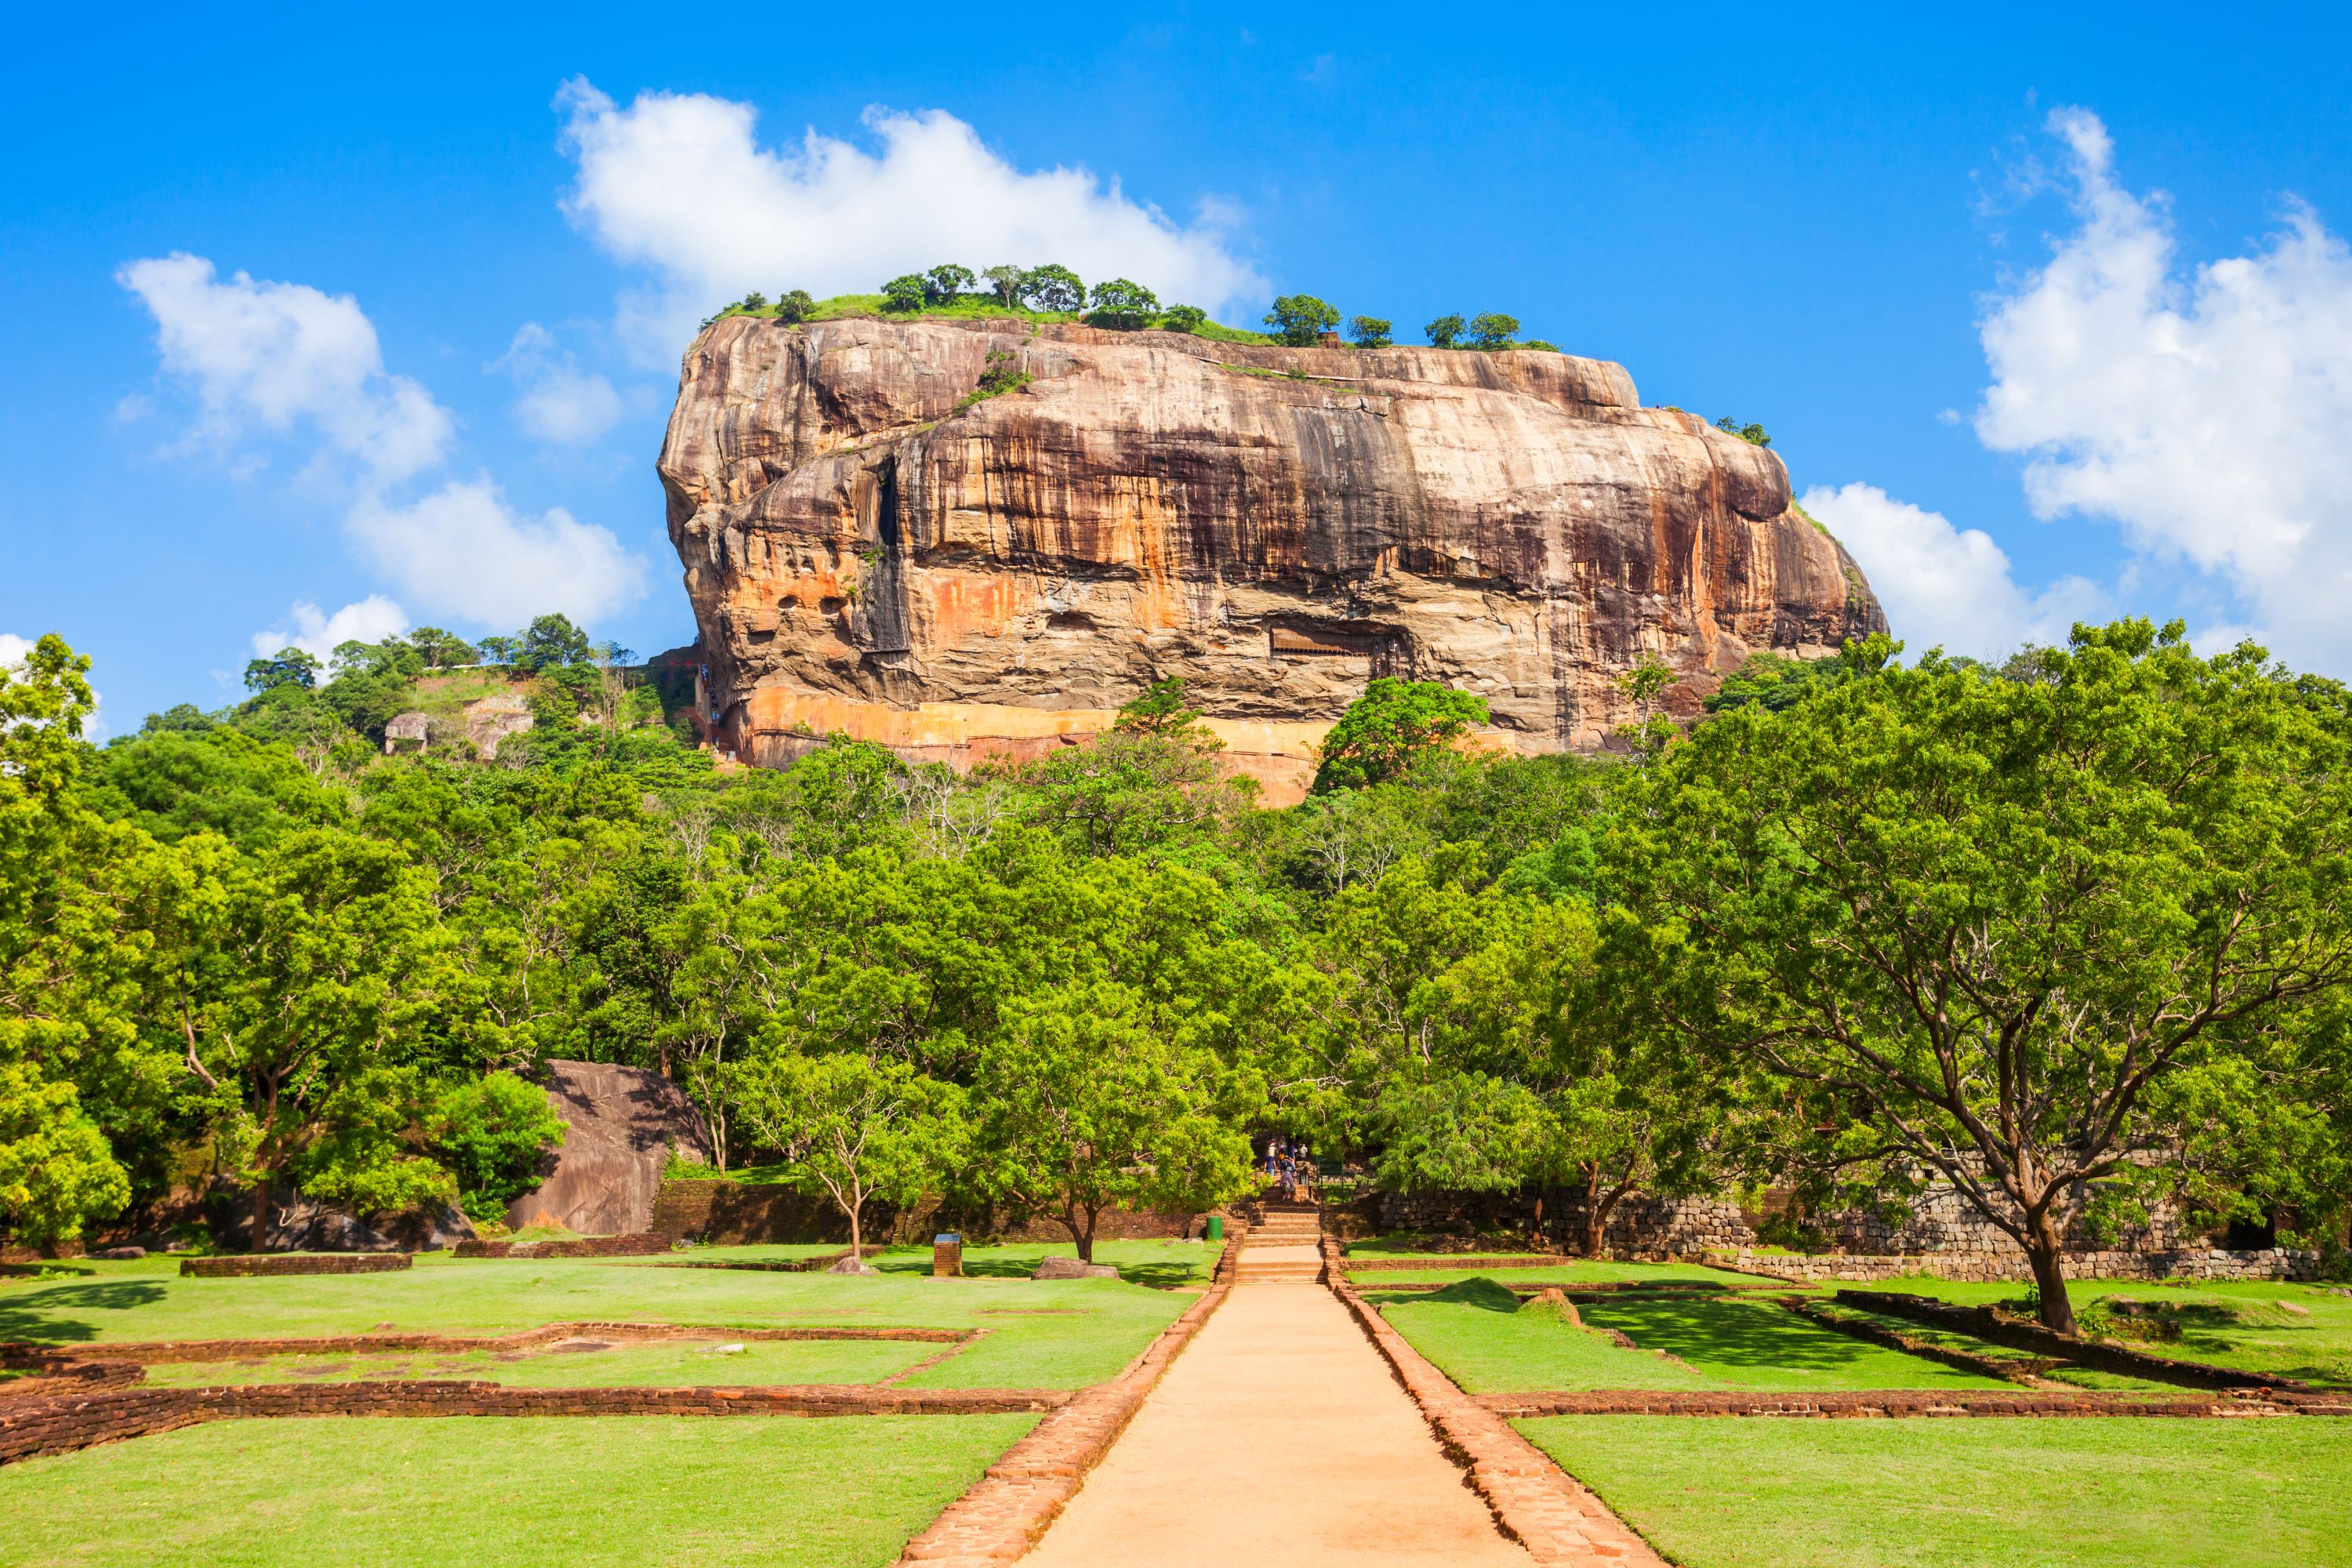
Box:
[1032,1256,1120,1280]
[659,318,1886,803]
[505,1061,712,1236]
[205,1181,475,1253]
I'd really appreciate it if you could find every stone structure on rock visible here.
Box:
[658,316,1886,803]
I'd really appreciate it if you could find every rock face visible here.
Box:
[659,317,1886,802]
[504,1061,711,1236]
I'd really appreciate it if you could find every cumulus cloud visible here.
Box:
[1975,107,2352,670]
[491,322,625,445]
[249,596,410,662]
[556,81,1265,356]
[117,253,455,481]
[347,477,648,627]
[1802,483,2102,661]
[0,633,31,668]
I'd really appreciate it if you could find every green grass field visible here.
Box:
[1864,1276,2352,1385]
[0,1243,1204,1388]
[0,1414,1035,1568]
[1345,1260,1763,1288]
[1519,1415,2352,1568]
[1377,1279,2008,1393]
[135,1335,938,1389]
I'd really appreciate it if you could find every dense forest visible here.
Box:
[6,615,2351,1328]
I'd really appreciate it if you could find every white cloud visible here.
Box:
[1802,482,2101,660]
[491,322,625,445]
[0,633,31,668]
[555,81,1265,356]
[117,253,455,481]
[249,596,410,663]
[346,477,648,627]
[1975,107,2352,671]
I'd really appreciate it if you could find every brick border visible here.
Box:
[180,1254,412,1277]
[454,1232,676,1259]
[1842,1290,2319,1392]
[2,1321,966,1368]
[1322,1239,1669,1566]
[1478,1388,2352,1418]
[0,1380,1073,1465]
[890,1239,1240,1566]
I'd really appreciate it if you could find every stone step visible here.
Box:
[1235,1260,1327,1282]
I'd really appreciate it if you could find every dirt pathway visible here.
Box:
[1023,1279,1534,1566]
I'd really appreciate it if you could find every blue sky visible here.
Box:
[7,3,2352,729]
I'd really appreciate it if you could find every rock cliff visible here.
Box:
[659,316,1885,802]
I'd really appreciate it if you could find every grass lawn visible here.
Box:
[0,1414,1035,1568]
[136,1336,936,1389]
[1345,1261,1763,1288]
[0,1245,1199,1388]
[1867,1276,2352,1385]
[1377,1279,2008,1393]
[1518,1415,2352,1568]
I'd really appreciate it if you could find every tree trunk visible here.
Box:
[1076,1205,1098,1265]
[249,1178,274,1254]
[848,1192,863,1265]
[2024,1205,2076,1334]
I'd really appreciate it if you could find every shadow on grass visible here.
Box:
[0,1280,167,1344]
[869,1253,1207,1290]
[1583,1297,1882,1371]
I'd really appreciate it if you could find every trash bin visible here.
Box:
[1204,1216,1225,1242]
[932,1233,963,1278]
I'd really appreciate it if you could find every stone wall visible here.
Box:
[1367,1178,2211,1265]
[650,1179,1206,1247]
[453,1232,676,1259]
[1711,1247,2321,1285]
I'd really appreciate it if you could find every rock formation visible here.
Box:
[659,316,1885,802]
[504,1061,710,1236]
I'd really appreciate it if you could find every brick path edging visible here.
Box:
[2,1321,966,1368]
[181,1254,412,1277]
[0,1381,1073,1465]
[1321,1239,1669,1566]
[890,1239,1240,1566]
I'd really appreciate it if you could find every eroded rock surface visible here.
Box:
[659,317,1884,801]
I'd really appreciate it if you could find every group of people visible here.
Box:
[1262,1134,1316,1200]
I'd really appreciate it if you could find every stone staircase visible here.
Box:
[1234,1194,1326,1283]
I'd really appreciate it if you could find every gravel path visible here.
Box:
[1025,1279,1534,1566]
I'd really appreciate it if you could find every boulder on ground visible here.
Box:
[1033,1256,1120,1280]
[827,1254,880,1276]
[90,1246,147,1261]
[504,1061,713,1236]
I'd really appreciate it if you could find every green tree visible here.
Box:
[775,289,817,325]
[1158,303,1207,335]
[185,827,472,1245]
[243,647,321,693]
[880,274,927,313]
[740,291,767,310]
[982,265,1025,308]
[423,1073,566,1221]
[1347,316,1392,349]
[1087,278,1159,330]
[726,1049,964,1266]
[406,627,478,668]
[0,635,135,1243]
[1715,416,1772,448]
[1312,678,1490,793]
[1423,314,1466,349]
[1018,264,1086,313]
[516,614,594,673]
[924,263,976,303]
[1263,294,1341,347]
[1607,623,2352,1331]
[973,981,1257,1261]
[1465,313,1520,350]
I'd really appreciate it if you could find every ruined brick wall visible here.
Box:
[180,1254,412,1277]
